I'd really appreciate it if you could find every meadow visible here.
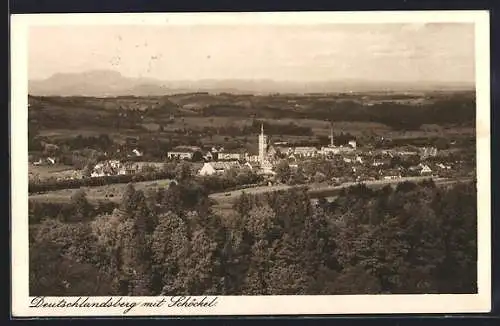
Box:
[29,178,175,204]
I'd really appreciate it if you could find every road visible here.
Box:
[209,176,473,204]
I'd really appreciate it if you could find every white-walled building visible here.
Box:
[198,161,241,176]
[419,164,433,175]
[218,151,244,161]
[167,146,201,160]
[132,149,143,157]
[294,147,318,157]
[420,146,438,158]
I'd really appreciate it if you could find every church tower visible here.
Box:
[329,123,334,147]
[258,123,267,164]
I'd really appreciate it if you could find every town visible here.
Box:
[29,121,471,189]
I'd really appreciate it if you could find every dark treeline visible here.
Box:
[29,198,118,224]
[305,98,475,130]
[62,134,114,151]
[199,120,314,137]
[29,173,264,225]
[199,97,475,130]
[247,120,313,136]
[30,178,477,296]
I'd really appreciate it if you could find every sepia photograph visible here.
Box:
[11,11,491,316]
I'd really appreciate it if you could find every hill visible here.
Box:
[29,70,475,97]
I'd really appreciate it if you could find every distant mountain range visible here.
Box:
[28,70,475,97]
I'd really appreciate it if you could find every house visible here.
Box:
[266,145,278,159]
[243,162,254,170]
[123,162,140,174]
[398,151,418,156]
[167,146,201,160]
[32,158,44,166]
[383,168,402,180]
[132,149,143,157]
[321,145,355,155]
[218,151,244,161]
[275,146,294,156]
[91,160,123,177]
[419,164,432,175]
[294,147,318,157]
[320,146,339,156]
[420,147,438,158]
[198,161,241,176]
[245,154,260,163]
[211,146,224,153]
[198,163,217,176]
[437,163,451,170]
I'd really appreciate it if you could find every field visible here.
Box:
[29,91,475,141]
[29,164,77,181]
[29,178,174,203]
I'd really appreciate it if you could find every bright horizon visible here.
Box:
[29,23,475,84]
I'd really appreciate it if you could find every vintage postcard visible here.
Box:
[11,11,491,317]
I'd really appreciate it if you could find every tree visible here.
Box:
[330,264,382,294]
[162,162,176,174]
[150,212,190,295]
[191,151,204,162]
[120,183,137,216]
[242,239,271,294]
[233,191,252,218]
[179,227,223,295]
[224,167,239,183]
[175,162,193,183]
[244,204,276,240]
[274,160,291,184]
[91,213,123,280]
[82,163,93,178]
[70,189,92,222]
[116,218,152,295]
[289,167,306,185]
[29,219,114,295]
[30,240,113,296]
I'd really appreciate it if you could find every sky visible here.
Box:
[29,23,475,83]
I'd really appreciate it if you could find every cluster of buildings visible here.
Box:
[166,125,360,176]
[90,161,164,177]
[30,122,452,183]
[164,124,444,179]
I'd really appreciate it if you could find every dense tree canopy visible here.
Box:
[29,178,477,296]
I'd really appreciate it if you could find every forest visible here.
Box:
[29,175,477,296]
